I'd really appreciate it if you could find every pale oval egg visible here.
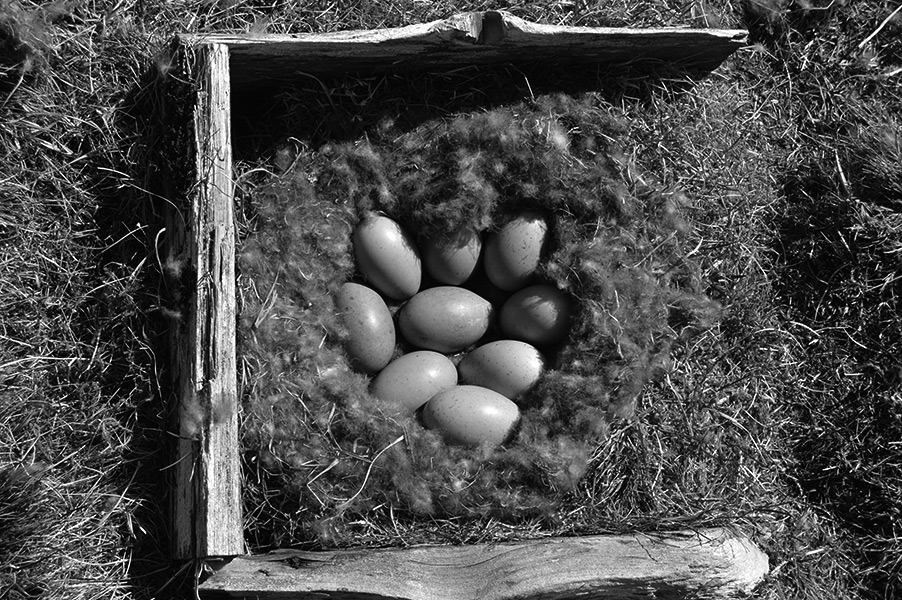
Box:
[500,284,572,346]
[398,286,493,353]
[371,351,458,414]
[457,340,546,400]
[336,282,396,373]
[483,211,548,291]
[353,215,421,300]
[422,385,520,446]
[421,226,482,285]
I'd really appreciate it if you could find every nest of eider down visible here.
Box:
[236,90,721,549]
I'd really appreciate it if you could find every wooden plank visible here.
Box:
[198,528,768,599]
[170,41,243,559]
[179,11,746,87]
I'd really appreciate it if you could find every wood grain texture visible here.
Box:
[179,11,746,87]
[170,42,243,559]
[198,528,768,599]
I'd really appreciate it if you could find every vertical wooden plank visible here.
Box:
[171,42,243,559]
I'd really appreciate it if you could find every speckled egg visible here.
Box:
[421,226,482,285]
[457,340,546,400]
[371,351,458,414]
[483,211,548,291]
[422,385,520,446]
[398,286,493,353]
[336,282,396,373]
[500,284,572,346]
[353,214,421,300]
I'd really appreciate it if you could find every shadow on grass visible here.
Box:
[86,42,200,599]
[230,59,717,163]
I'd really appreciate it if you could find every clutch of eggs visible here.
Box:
[339,211,572,447]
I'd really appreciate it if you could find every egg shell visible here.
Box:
[457,340,546,400]
[336,282,396,373]
[500,284,572,346]
[353,215,421,300]
[399,286,493,353]
[483,211,548,291]
[422,385,520,446]
[371,351,458,414]
[421,227,482,285]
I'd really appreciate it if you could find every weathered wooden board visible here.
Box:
[198,528,769,599]
[168,42,243,560]
[179,11,747,88]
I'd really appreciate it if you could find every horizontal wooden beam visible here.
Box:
[198,528,768,599]
[179,11,747,87]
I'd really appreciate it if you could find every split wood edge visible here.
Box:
[170,42,243,559]
[199,528,769,599]
[179,11,747,85]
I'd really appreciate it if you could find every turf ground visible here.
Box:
[0,1,900,598]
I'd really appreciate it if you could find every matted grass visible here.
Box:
[0,1,899,599]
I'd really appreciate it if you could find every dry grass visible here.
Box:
[0,0,900,598]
